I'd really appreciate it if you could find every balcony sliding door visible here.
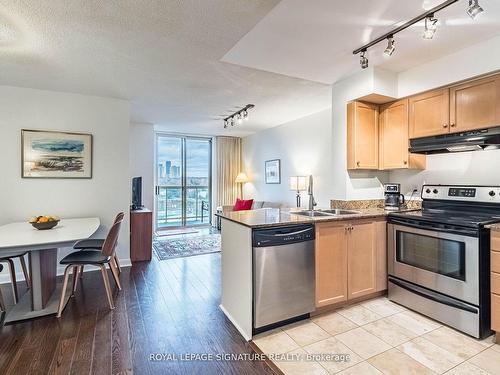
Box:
[155,135,211,229]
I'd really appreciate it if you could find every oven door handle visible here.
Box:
[389,277,478,314]
[388,218,478,237]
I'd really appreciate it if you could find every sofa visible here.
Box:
[220,200,282,212]
[216,201,283,229]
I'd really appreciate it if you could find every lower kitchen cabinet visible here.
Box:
[315,218,387,308]
[491,230,500,343]
[315,222,348,307]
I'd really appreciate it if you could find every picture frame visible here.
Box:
[265,159,281,184]
[21,129,93,179]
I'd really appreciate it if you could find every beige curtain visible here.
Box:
[215,136,242,206]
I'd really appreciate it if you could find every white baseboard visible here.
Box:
[0,258,132,285]
[219,304,252,341]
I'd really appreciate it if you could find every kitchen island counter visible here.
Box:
[216,207,401,228]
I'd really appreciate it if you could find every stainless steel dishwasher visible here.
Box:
[253,224,315,330]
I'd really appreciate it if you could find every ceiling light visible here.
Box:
[222,104,255,129]
[383,36,395,56]
[423,15,438,39]
[360,51,368,69]
[467,0,484,19]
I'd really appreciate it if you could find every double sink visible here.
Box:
[292,209,361,217]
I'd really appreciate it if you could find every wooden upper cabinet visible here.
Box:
[347,221,377,300]
[315,222,348,307]
[450,74,500,132]
[380,99,426,170]
[347,101,379,170]
[409,88,450,139]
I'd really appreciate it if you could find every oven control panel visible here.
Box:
[422,185,500,203]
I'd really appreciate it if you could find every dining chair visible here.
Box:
[0,264,5,312]
[73,212,124,277]
[0,252,31,304]
[56,219,123,317]
[0,264,5,327]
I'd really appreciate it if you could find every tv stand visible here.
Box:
[130,208,152,262]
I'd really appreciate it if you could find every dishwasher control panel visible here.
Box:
[252,224,315,247]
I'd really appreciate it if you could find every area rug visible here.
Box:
[153,234,221,260]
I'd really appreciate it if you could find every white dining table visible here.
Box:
[0,217,100,323]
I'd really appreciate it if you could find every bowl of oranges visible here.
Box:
[29,215,60,230]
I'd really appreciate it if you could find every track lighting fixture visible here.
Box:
[423,15,438,39]
[360,51,368,69]
[467,0,484,19]
[353,0,485,69]
[383,36,395,56]
[222,104,255,129]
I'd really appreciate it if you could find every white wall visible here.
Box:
[0,85,130,282]
[130,123,154,212]
[242,109,333,208]
[398,35,500,97]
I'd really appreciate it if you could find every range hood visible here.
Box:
[409,126,500,154]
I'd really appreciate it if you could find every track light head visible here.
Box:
[423,15,438,39]
[383,36,395,57]
[467,0,484,19]
[360,50,368,69]
[237,114,243,125]
[224,119,228,128]
[243,110,249,121]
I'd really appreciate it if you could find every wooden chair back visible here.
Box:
[114,212,125,224]
[101,220,123,257]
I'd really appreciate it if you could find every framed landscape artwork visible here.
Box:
[265,159,281,184]
[22,129,93,178]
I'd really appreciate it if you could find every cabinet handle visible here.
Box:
[403,160,408,165]
[443,124,448,128]
[356,161,360,167]
[351,226,354,231]
[450,123,456,127]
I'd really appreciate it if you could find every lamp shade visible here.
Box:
[235,172,249,183]
[290,176,308,191]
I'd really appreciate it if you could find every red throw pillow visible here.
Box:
[233,198,253,211]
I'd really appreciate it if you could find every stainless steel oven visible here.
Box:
[388,221,479,305]
[387,184,500,338]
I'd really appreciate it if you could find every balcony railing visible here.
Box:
[156,185,210,227]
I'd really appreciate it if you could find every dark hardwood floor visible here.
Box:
[0,254,275,375]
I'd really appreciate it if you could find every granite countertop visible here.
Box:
[216,207,414,229]
[486,223,500,230]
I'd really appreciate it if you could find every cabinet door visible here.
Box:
[315,223,348,307]
[379,99,409,169]
[409,88,450,138]
[347,101,379,169]
[347,222,377,299]
[450,74,500,132]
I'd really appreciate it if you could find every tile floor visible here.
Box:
[253,297,500,375]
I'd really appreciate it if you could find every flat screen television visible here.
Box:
[131,177,142,210]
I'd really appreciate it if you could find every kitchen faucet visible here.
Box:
[308,175,317,211]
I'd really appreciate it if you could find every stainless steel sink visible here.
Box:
[291,210,332,217]
[319,209,362,215]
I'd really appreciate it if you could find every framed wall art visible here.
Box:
[265,159,281,184]
[22,129,93,178]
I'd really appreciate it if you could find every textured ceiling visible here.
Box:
[223,0,500,84]
[0,0,331,136]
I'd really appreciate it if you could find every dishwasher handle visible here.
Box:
[253,225,315,247]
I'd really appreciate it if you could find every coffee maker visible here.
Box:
[384,183,405,210]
